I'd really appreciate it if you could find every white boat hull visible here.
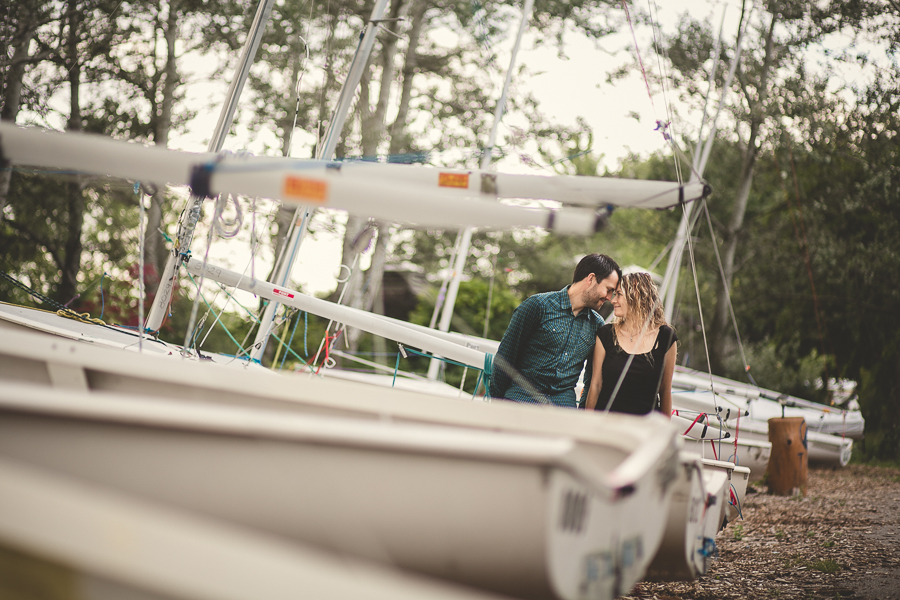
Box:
[0,376,678,600]
[673,367,864,440]
[644,453,709,582]
[0,456,515,600]
[725,417,852,467]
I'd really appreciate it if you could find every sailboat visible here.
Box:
[671,367,855,467]
[0,323,682,600]
[0,65,710,598]
[0,0,750,594]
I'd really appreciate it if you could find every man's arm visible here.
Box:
[580,318,606,407]
[583,337,606,410]
[491,298,541,399]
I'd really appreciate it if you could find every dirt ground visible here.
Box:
[627,464,900,600]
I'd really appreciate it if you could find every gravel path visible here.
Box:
[627,464,900,600]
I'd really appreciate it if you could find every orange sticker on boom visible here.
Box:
[438,172,470,189]
[283,175,328,204]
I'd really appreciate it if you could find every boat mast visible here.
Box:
[427,0,536,380]
[145,0,278,332]
[660,7,750,322]
[249,0,392,363]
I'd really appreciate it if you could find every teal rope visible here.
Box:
[483,352,493,398]
[186,273,247,354]
[185,275,308,367]
[401,347,477,370]
[215,283,261,324]
[393,351,402,388]
[392,346,491,399]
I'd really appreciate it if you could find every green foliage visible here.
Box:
[721,341,828,404]
[409,278,521,341]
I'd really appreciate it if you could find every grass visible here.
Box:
[807,530,817,538]
[809,559,841,574]
[821,540,836,548]
[775,530,785,540]
[848,447,900,469]
[786,554,806,568]
[786,555,842,574]
[733,524,744,541]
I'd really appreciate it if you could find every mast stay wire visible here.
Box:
[598,1,690,412]
[646,0,684,185]
[701,198,758,386]
[683,200,716,397]
[646,2,763,400]
[619,0,731,411]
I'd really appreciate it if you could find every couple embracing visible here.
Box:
[492,254,677,416]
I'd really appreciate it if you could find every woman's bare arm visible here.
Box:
[658,343,677,417]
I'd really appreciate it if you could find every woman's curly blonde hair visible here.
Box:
[612,271,668,338]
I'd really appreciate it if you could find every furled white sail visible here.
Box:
[0,123,710,234]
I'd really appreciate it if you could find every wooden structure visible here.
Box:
[766,417,808,496]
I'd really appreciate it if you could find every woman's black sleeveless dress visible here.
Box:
[592,324,678,415]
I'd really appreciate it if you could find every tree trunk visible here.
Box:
[58,0,84,304]
[346,221,390,358]
[388,0,429,156]
[338,0,405,354]
[267,35,307,289]
[314,10,341,157]
[359,0,404,155]
[0,10,38,215]
[708,9,779,373]
[144,1,180,284]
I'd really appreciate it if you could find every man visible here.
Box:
[491,254,621,408]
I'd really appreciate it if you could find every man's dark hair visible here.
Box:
[572,253,621,285]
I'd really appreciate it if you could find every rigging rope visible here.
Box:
[681,197,717,397]
[621,0,657,117]
[646,0,684,184]
[197,197,280,353]
[701,198,756,386]
[136,183,146,351]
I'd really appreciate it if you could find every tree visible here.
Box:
[663,0,887,374]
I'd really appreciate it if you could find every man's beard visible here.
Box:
[582,288,604,310]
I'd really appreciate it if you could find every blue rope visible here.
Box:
[730,483,744,520]
[279,310,304,370]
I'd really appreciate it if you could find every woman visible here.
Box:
[584,272,677,416]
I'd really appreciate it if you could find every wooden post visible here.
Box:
[767,417,808,496]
